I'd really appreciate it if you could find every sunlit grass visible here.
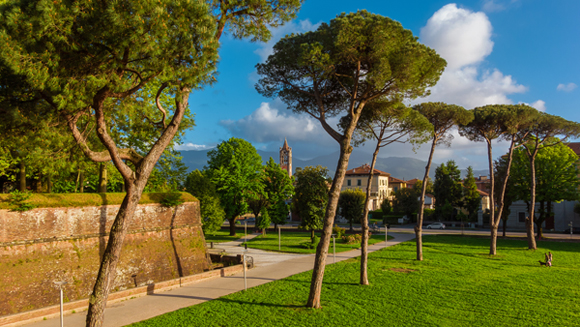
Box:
[130,236,580,327]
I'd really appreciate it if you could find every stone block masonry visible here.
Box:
[0,201,210,316]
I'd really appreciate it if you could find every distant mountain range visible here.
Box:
[179,149,489,180]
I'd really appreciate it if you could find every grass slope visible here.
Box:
[130,235,580,327]
[0,192,197,210]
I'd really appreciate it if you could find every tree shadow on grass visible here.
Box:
[214,298,304,309]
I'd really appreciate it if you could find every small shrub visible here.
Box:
[8,190,35,212]
[342,233,362,244]
[332,225,345,238]
[160,192,184,207]
[300,235,320,249]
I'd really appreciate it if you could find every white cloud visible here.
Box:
[482,0,505,12]
[531,100,546,112]
[418,4,527,108]
[219,101,334,145]
[557,83,577,92]
[175,143,214,151]
[421,4,493,70]
[254,19,321,62]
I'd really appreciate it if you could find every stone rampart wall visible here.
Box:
[0,202,209,316]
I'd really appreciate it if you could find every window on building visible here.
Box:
[347,179,351,186]
[518,212,526,223]
[357,179,361,186]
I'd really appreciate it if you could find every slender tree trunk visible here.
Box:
[18,161,26,192]
[311,229,315,243]
[98,163,108,193]
[416,139,437,261]
[527,156,537,249]
[502,216,507,237]
[360,144,380,285]
[307,139,355,308]
[349,221,353,232]
[75,168,81,193]
[228,217,236,236]
[490,137,516,255]
[536,201,545,240]
[47,174,52,193]
[36,173,43,193]
[86,184,144,326]
[79,171,85,193]
[485,140,498,255]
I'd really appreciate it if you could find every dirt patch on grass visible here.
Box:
[390,268,415,273]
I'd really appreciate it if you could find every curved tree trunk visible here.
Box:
[416,139,437,261]
[307,139,354,308]
[83,88,190,326]
[527,156,537,249]
[360,144,381,285]
[490,136,516,255]
[86,185,144,326]
[486,140,497,255]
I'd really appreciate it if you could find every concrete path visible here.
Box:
[26,233,415,327]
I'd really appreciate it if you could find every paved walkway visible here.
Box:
[27,233,415,327]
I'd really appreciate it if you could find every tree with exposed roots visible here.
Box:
[413,102,472,261]
[0,0,301,325]
[459,104,539,255]
[349,100,431,284]
[256,11,445,308]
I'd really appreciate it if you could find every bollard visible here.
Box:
[243,252,247,291]
[54,281,67,327]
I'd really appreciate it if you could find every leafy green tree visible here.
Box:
[434,160,463,220]
[0,0,301,323]
[264,157,294,228]
[459,104,539,255]
[271,199,290,229]
[206,138,263,236]
[256,11,445,307]
[338,188,366,232]
[514,114,580,249]
[256,206,271,231]
[510,139,580,239]
[392,188,419,221]
[413,102,472,261]
[463,167,481,222]
[184,170,225,234]
[350,100,431,284]
[381,199,393,216]
[293,166,330,242]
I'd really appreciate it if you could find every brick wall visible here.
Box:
[0,202,209,316]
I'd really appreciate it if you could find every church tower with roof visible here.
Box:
[279,138,292,177]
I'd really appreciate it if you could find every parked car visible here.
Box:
[562,227,580,234]
[426,222,445,229]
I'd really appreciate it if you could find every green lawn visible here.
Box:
[203,229,242,243]
[242,231,393,254]
[131,236,580,326]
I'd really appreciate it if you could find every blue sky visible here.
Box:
[178,0,580,170]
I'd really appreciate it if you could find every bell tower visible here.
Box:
[279,138,292,177]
